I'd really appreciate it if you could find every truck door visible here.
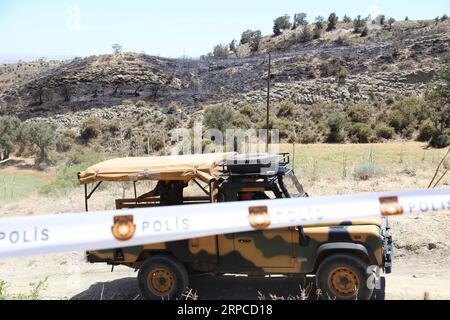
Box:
[218,185,296,269]
[232,228,295,268]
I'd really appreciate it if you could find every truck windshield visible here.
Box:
[283,172,308,198]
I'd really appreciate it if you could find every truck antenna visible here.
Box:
[266,53,271,153]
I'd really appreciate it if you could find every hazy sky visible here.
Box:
[0,0,449,58]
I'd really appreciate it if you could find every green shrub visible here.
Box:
[375,123,395,139]
[298,25,313,42]
[348,123,375,143]
[212,44,229,58]
[80,117,103,142]
[145,134,165,153]
[232,113,252,130]
[387,110,404,132]
[401,124,416,139]
[298,129,317,144]
[56,130,76,153]
[346,104,371,123]
[277,101,296,118]
[429,130,450,148]
[360,26,369,37]
[353,163,384,181]
[165,116,180,130]
[338,67,348,83]
[271,118,294,139]
[239,104,256,118]
[309,102,333,121]
[103,120,121,134]
[40,151,107,195]
[204,105,236,132]
[0,277,48,300]
[326,114,346,143]
[387,97,427,133]
[353,15,367,34]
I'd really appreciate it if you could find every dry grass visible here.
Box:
[0,277,48,300]
[1,142,448,217]
[257,284,321,300]
[0,174,47,203]
[276,142,449,196]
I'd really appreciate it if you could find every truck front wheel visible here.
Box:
[137,254,189,300]
[316,253,373,300]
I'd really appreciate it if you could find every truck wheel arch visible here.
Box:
[313,243,375,272]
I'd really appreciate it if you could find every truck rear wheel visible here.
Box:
[138,255,188,300]
[316,253,373,300]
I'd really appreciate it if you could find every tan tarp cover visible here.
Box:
[78,153,235,185]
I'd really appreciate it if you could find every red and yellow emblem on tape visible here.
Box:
[111,215,136,241]
[379,196,404,216]
[248,206,271,230]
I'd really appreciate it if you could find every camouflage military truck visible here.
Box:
[78,153,393,300]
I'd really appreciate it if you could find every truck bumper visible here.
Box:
[381,219,393,274]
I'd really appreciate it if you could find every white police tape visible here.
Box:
[0,188,449,259]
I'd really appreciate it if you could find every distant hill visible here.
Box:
[0,54,74,64]
[0,19,449,140]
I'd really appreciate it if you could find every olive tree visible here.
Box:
[240,30,255,44]
[0,116,21,160]
[22,121,57,163]
[293,13,308,29]
[240,30,262,52]
[273,15,292,36]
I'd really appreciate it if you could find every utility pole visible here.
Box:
[266,53,271,153]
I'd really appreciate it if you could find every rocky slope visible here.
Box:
[0,20,449,128]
